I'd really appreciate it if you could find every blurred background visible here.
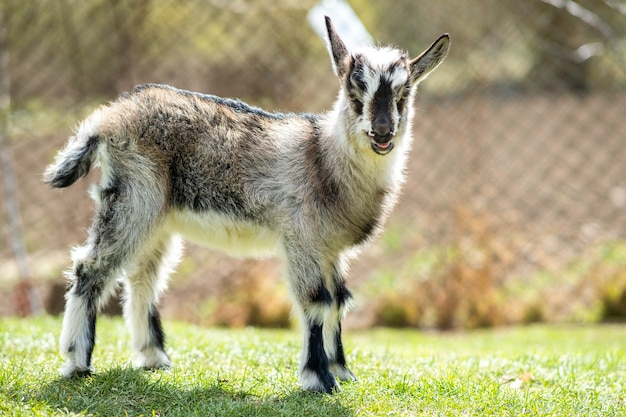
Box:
[1,0,625,330]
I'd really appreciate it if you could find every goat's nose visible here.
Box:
[371,120,391,138]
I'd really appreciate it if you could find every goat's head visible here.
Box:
[325,16,449,155]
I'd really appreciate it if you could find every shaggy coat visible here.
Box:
[44,17,449,393]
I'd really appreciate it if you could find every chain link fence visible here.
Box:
[1,0,625,328]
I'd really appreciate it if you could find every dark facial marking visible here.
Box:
[396,80,411,113]
[370,77,394,141]
[346,56,366,115]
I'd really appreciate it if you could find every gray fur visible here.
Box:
[44,17,449,393]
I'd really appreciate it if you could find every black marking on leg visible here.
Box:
[73,264,94,297]
[85,306,97,369]
[335,282,353,308]
[333,323,348,368]
[329,322,356,382]
[305,322,336,393]
[149,306,166,351]
[69,269,99,371]
[310,283,333,305]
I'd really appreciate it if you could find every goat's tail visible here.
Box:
[43,115,103,188]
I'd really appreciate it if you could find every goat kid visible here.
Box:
[44,17,449,393]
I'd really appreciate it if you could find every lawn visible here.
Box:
[1,316,625,416]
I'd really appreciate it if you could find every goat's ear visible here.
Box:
[409,33,450,85]
[325,16,350,78]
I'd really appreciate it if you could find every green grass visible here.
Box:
[1,317,625,416]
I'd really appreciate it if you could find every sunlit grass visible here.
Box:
[1,316,625,416]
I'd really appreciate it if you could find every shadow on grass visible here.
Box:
[30,367,354,416]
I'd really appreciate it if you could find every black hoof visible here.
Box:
[73,369,93,378]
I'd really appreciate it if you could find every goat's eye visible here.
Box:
[346,78,364,114]
[350,77,367,93]
[395,86,410,110]
[396,92,407,107]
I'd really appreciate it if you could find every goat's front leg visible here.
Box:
[324,279,356,382]
[298,289,337,393]
[286,247,338,393]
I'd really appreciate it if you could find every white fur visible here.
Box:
[165,211,281,259]
[59,262,119,377]
[122,235,182,369]
[59,295,93,377]
[300,369,337,392]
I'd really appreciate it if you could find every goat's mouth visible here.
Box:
[367,129,396,155]
[371,140,394,155]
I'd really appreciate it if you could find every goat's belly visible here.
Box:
[166,210,282,258]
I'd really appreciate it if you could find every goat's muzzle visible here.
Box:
[368,129,396,156]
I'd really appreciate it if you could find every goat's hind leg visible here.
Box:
[59,242,120,377]
[59,230,132,377]
[122,235,182,370]
[59,182,163,378]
